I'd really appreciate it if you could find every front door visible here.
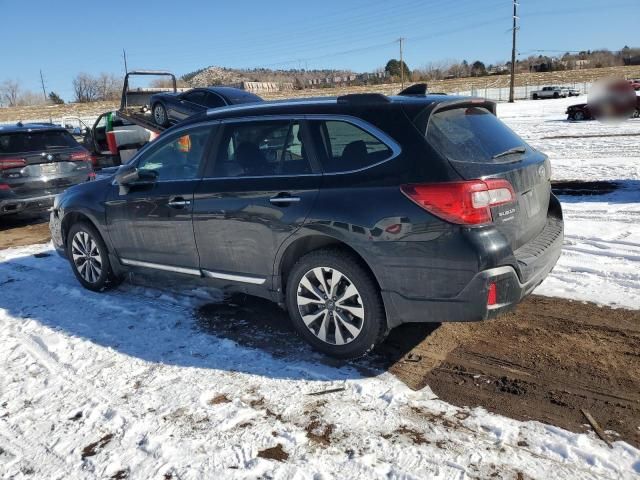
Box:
[192,119,320,283]
[105,126,213,270]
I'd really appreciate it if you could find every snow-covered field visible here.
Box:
[499,97,640,309]
[1,97,639,479]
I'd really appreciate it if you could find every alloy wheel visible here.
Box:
[154,105,166,125]
[296,267,365,345]
[71,231,103,284]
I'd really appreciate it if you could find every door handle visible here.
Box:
[270,194,301,205]
[168,197,191,208]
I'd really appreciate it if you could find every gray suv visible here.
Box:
[0,123,94,216]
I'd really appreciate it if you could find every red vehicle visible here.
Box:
[628,79,640,91]
[567,95,640,120]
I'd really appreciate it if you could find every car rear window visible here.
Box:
[315,120,393,173]
[426,107,527,163]
[0,130,79,154]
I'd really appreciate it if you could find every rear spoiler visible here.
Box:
[398,83,428,96]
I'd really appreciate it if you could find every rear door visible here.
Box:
[425,105,551,250]
[105,126,213,270]
[192,118,320,283]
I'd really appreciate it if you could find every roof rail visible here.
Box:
[337,93,390,105]
[398,83,428,96]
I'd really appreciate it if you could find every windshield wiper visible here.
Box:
[492,146,526,159]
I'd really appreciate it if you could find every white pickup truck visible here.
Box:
[531,86,580,100]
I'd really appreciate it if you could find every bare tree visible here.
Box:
[72,73,99,103]
[96,73,122,101]
[17,90,46,106]
[1,79,20,106]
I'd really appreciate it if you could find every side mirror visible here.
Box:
[115,164,139,186]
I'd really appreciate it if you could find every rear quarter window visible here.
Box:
[426,107,527,163]
[316,120,393,173]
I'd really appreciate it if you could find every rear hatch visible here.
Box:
[0,129,92,196]
[425,104,551,250]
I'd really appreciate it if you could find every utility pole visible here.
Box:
[122,48,128,74]
[399,37,405,90]
[508,0,519,103]
[39,69,47,101]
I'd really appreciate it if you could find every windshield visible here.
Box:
[426,107,528,163]
[0,130,79,154]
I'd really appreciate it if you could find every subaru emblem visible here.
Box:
[538,165,545,178]
[46,154,53,161]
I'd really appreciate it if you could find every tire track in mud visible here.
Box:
[386,296,640,448]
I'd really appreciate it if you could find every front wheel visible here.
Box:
[153,103,169,127]
[286,249,387,359]
[67,222,121,292]
[532,94,538,100]
[574,111,585,121]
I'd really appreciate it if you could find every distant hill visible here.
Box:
[182,66,355,87]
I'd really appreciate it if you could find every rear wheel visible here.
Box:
[67,222,121,292]
[286,249,387,359]
[153,103,169,127]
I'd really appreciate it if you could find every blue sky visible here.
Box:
[1,0,637,101]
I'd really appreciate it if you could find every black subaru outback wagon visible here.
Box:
[50,87,563,358]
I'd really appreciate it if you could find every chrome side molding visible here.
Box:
[119,258,266,285]
[120,258,201,276]
[202,269,266,285]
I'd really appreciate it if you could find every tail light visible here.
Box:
[401,179,515,225]
[0,157,26,170]
[69,150,91,162]
[0,183,10,191]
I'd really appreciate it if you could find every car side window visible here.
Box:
[183,91,206,104]
[137,127,211,181]
[211,120,312,177]
[316,120,393,173]
[204,92,226,109]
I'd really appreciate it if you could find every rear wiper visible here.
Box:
[492,146,526,159]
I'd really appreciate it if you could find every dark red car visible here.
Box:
[567,95,640,121]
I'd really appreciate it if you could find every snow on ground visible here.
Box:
[1,244,639,480]
[499,97,640,309]
[1,97,639,479]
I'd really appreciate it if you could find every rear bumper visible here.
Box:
[381,215,564,327]
[0,193,56,216]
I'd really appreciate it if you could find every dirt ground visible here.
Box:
[0,213,51,249]
[196,292,640,448]
[3,216,639,448]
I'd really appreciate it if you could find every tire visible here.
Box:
[574,111,585,121]
[153,103,169,127]
[66,222,122,292]
[633,109,640,119]
[532,94,538,100]
[285,249,387,359]
[553,92,559,98]
[567,114,575,121]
